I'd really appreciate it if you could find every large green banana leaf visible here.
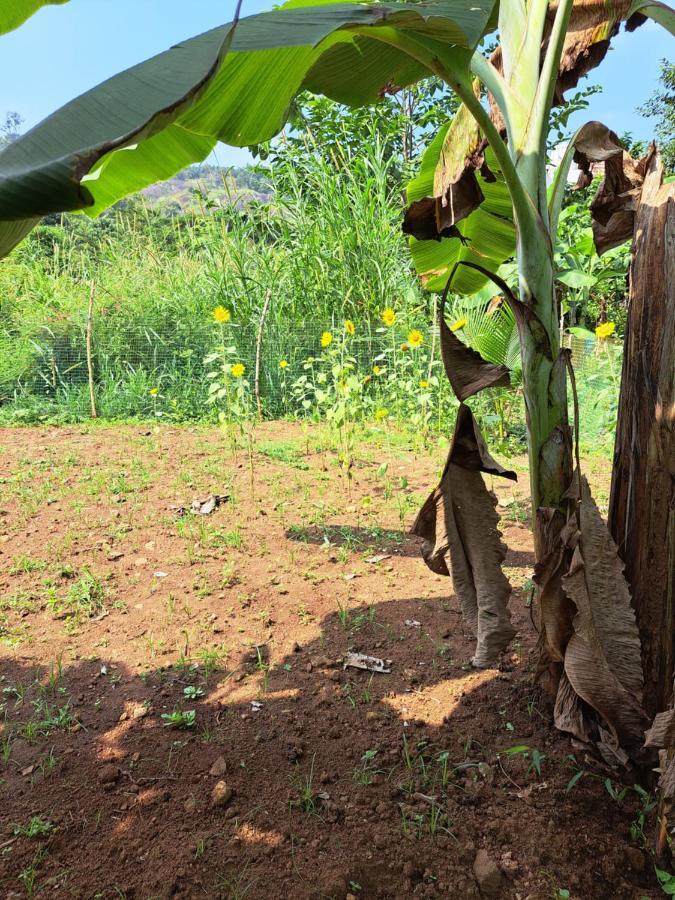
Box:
[0,0,69,35]
[406,120,516,295]
[0,0,496,257]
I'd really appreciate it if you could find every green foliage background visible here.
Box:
[0,87,628,453]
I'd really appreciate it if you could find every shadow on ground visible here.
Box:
[0,595,657,900]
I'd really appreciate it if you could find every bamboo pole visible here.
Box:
[254,289,272,420]
[86,282,97,419]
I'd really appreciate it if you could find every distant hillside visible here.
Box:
[141,163,271,214]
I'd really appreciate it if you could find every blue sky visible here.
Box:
[0,1,672,168]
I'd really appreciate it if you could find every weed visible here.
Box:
[223,528,243,549]
[37,747,59,778]
[183,685,204,700]
[336,600,351,630]
[1,727,14,764]
[289,754,319,815]
[629,785,657,846]
[197,647,224,678]
[47,567,106,620]
[14,815,53,838]
[436,751,450,789]
[255,646,270,693]
[655,868,675,895]
[10,555,47,575]
[353,748,379,785]
[161,709,196,729]
[216,860,258,899]
[297,603,312,625]
[17,848,46,897]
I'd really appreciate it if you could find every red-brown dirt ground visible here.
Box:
[0,423,659,898]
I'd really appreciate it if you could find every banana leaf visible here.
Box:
[0,0,497,257]
[0,0,69,35]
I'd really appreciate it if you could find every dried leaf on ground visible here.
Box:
[561,477,649,759]
[343,652,391,674]
[170,494,229,517]
[412,404,516,668]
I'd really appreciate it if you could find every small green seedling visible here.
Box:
[183,685,204,700]
[161,709,195,729]
[353,748,379,785]
[655,867,675,896]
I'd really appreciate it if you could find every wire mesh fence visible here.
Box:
[0,309,619,443]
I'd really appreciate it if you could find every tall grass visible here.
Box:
[0,138,620,454]
[0,140,429,420]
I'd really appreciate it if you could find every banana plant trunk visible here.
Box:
[517,226,573,563]
[607,155,675,720]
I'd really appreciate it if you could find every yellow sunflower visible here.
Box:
[595,322,615,339]
[230,363,245,378]
[213,306,231,323]
[372,365,382,376]
[279,360,289,369]
[148,387,159,396]
[450,318,467,332]
[381,308,396,327]
[407,329,424,348]
[320,331,333,348]
[344,319,355,335]
[419,380,429,389]
[374,408,389,421]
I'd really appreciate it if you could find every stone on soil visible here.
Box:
[211,780,233,807]
[473,849,502,897]
[209,755,227,777]
[98,764,120,784]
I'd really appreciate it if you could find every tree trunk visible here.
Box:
[607,153,675,719]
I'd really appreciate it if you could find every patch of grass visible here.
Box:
[45,567,106,620]
[9,555,48,575]
[289,754,319,815]
[0,589,37,616]
[17,849,47,897]
[14,815,53,838]
[216,860,258,899]
[258,441,309,470]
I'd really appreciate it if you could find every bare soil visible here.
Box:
[0,423,657,899]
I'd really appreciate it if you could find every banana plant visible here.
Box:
[0,0,674,751]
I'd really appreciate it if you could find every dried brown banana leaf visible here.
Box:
[412,404,516,667]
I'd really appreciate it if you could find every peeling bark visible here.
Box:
[607,152,675,720]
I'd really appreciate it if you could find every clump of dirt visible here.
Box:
[0,423,658,898]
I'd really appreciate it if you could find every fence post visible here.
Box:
[86,282,97,419]
[254,289,272,420]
